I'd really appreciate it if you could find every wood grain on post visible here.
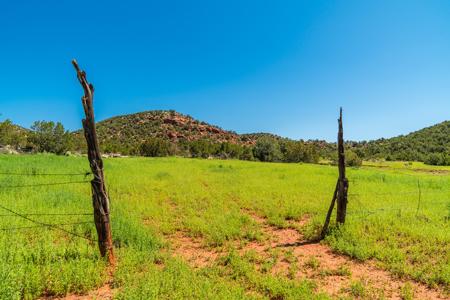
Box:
[72,60,115,264]
[336,108,349,224]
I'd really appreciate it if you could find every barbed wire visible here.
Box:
[0,212,93,217]
[0,202,97,242]
[349,190,450,197]
[0,221,92,231]
[0,171,92,177]
[0,180,91,189]
[349,191,418,196]
[348,207,404,215]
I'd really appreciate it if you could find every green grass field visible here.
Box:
[0,154,448,299]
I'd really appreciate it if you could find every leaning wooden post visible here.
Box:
[336,108,349,224]
[72,60,115,264]
[320,179,339,239]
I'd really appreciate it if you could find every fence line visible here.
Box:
[0,221,92,231]
[0,166,96,243]
[0,196,96,242]
[349,190,450,197]
[344,176,450,220]
[0,171,92,177]
[0,212,93,217]
[347,199,449,218]
[0,180,91,189]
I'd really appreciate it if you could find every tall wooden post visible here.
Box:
[336,108,348,224]
[72,60,115,264]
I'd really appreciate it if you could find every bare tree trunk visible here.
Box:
[336,108,348,224]
[72,60,115,264]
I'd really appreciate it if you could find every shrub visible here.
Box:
[282,141,319,163]
[218,142,243,159]
[239,146,255,161]
[27,121,71,154]
[425,153,443,165]
[253,137,282,162]
[0,119,26,148]
[346,150,362,167]
[188,140,219,158]
[140,138,173,157]
[424,153,450,166]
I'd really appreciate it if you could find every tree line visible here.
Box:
[0,120,325,164]
[0,119,72,154]
[138,136,321,164]
[4,117,450,166]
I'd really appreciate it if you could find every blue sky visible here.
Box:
[1,1,450,141]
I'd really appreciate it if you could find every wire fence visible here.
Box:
[0,169,97,243]
[0,171,92,176]
[2,166,449,244]
[346,178,450,221]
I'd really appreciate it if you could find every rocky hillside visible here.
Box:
[98,110,247,143]
[71,110,266,154]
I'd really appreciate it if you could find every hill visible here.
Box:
[5,110,450,165]
[69,112,450,165]
[73,110,259,155]
[353,121,450,164]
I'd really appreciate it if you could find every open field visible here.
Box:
[0,154,448,299]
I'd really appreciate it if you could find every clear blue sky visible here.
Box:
[1,1,450,141]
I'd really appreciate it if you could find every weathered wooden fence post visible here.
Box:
[320,108,349,238]
[336,108,348,224]
[320,180,339,239]
[72,60,115,264]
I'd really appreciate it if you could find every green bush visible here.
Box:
[345,150,362,167]
[188,139,219,158]
[218,142,243,159]
[239,146,255,161]
[140,138,173,157]
[282,141,319,164]
[0,119,26,148]
[253,137,282,162]
[424,153,450,166]
[27,121,71,155]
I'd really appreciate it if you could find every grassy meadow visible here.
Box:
[0,154,448,299]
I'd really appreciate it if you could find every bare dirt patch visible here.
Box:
[166,231,222,268]
[41,284,115,300]
[411,168,450,175]
[241,213,447,299]
[165,212,447,299]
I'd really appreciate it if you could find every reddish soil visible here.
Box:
[167,231,222,268]
[41,284,115,300]
[167,212,448,300]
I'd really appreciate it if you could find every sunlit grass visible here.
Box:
[0,154,448,299]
